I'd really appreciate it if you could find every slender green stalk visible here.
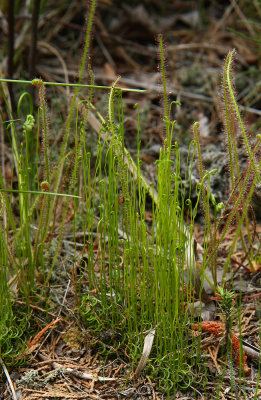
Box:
[0,78,145,93]
[226,50,260,183]
[38,84,50,183]
[0,188,80,197]
[193,122,217,284]
[158,35,169,121]
[224,51,259,268]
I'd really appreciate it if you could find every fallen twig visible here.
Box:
[26,318,61,354]
[38,353,116,382]
[0,357,18,400]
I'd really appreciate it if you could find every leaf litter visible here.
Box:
[1,0,261,399]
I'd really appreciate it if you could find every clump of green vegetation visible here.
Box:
[0,1,260,398]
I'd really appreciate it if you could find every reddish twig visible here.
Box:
[26,318,61,354]
[193,321,251,376]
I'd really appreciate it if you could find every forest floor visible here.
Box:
[0,1,261,399]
